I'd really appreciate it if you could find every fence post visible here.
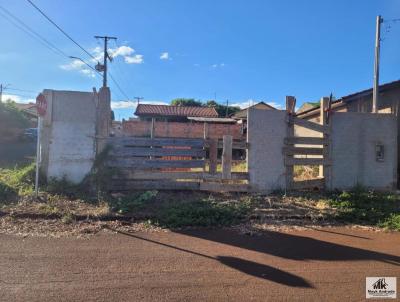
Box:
[319,97,331,188]
[209,139,218,174]
[319,97,329,178]
[222,135,232,179]
[285,96,296,190]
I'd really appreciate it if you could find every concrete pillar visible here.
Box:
[96,87,111,154]
[247,108,287,192]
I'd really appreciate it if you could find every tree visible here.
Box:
[170,98,202,107]
[205,100,241,117]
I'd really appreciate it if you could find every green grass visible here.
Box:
[328,187,400,230]
[0,163,35,202]
[156,198,251,228]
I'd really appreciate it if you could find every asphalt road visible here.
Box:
[1,227,399,301]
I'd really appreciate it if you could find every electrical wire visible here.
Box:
[26,0,98,62]
[5,87,38,93]
[0,6,68,58]
[109,72,130,100]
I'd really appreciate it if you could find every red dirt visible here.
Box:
[0,227,399,301]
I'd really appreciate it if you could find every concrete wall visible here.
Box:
[330,112,397,190]
[247,109,287,192]
[40,89,97,183]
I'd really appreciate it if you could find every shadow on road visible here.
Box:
[107,227,399,288]
[176,229,400,265]
[108,228,314,288]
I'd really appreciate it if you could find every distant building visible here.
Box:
[134,104,218,122]
[14,103,37,125]
[231,101,276,121]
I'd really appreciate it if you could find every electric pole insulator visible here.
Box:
[95,63,105,72]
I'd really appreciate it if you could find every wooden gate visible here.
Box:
[284,96,331,190]
[107,136,249,192]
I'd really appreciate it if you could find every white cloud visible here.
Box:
[111,100,168,109]
[124,54,144,64]
[2,94,35,104]
[160,52,169,60]
[109,45,134,58]
[266,102,283,109]
[60,59,96,78]
[60,44,144,76]
[211,63,225,69]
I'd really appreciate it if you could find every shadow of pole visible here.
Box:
[107,227,313,288]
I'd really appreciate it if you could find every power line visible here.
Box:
[5,87,38,93]
[109,72,130,100]
[26,0,98,62]
[0,6,68,58]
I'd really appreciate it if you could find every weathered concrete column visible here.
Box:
[247,108,287,192]
[96,87,111,154]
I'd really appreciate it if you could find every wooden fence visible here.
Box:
[107,136,249,192]
[284,96,331,190]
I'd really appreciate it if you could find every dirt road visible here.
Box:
[1,227,399,301]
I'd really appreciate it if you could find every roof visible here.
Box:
[296,79,400,119]
[135,104,219,118]
[232,102,276,119]
[14,103,37,118]
[187,117,237,123]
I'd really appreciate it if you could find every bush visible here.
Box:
[156,199,251,228]
[328,187,400,230]
[0,163,35,200]
[110,191,158,214]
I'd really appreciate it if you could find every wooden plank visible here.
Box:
[200,182,250,192]
[109,137,205,148]
[292,116,330,134]
[217,140,247,150]
[108,159,205,169]
[292,178,325,190]
[209,139,218,174]
[284,137,329,145]
[285,157,331,166]
[222,135,232,179]
[113,171,249,180]
[282,146,324,155]
[110,180,200,191]
[110,147,206,157]
[205,140,248,150]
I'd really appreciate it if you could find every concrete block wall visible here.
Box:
[122,120,244,139]
[40,89,97,183]
[330,112,397,190]
[247,109,287,192]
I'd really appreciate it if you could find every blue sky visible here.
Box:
[0,0,399,120]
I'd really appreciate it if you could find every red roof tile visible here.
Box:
[135,104,219,118]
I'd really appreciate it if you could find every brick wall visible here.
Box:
[122,120,244,139]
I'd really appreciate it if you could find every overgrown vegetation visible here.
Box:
[328,187,400,230]
[0,100,31,139]
[294,165,319,180]
[156,197,252,228]
[0,163,35,201]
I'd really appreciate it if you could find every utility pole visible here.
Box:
[134,96,144,106]
[225,99,229,117]
[0,84,10,103]
[94,36,117,87]
[372,15,383,113]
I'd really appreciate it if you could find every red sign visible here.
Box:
[36,93,47,116]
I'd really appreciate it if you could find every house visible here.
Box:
[134,104,218,122]
[14,102,37,124]
[296,80,400,122]
[296,79,400,185]
[231,101,276,121]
